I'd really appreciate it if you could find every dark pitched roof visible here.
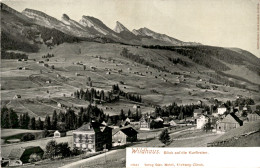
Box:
[75,122,112,133]
[194,108,203,114]
[220,113,243,126]
[112,128,121,135]
[120,126,138,137]
[219,104,227,108]
[113,126,138,137]
[254,111,260,116]
[76,123,96,132]
[8,148,24,159]
[8,146,43,160]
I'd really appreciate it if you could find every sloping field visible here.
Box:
[1,129,43,138]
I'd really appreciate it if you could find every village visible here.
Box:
[1,45,260,168]
[1,95,260,167]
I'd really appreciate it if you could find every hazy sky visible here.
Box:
[3,0,260,57]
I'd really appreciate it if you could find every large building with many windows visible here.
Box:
[73,122,112,152]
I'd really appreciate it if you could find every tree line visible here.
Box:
[1,50,28,59]
[112,84,142,103]
[153,102,208,120]
[74,88,119,104]
[42,53,54,58]
[168,57,187,66]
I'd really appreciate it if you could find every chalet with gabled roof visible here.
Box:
[217,104,227,115]
[112,126,138,146]
[217,113,243,132]
[8,146,44,166]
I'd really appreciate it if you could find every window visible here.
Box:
[82,144,87,149]
[88,144,93,149]
[75,137,80,143]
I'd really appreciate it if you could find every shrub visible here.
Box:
[29,153,41,163]
[159,129,171,145]
[21,133,35,141]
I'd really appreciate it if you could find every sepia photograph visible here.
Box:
[1,0,260,167]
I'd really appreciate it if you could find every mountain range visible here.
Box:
[1,2,200,48]
[1,2,260,86]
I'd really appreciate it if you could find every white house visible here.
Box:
[53,130,61,138]
[13,95,21,99]
[169,120,177,126]
[154,117,163,122]
[57,103,62,107]
[196,115,209,129]
[217,105,227,115]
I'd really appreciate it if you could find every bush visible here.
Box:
[29,153,41,163]
[21,133,35,141]
[159,129,171,145]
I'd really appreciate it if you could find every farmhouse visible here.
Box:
[13,95,21,99]
[43,63,49,67]
[169,120,177,126]
[8,146,44,166]
[22,67,28,70]
[54,130,61,138]
[217,104,227,115]
[133,105,141,114]
[196,115,209,129]
[163,118,178,127]
[57,102,63,107]
[154,117,163,122]
[53,130,66,138]
[193,108,203,118]
[217,113,243,132]
[37,61,44,64]
[112,126,138,147]
[73,122,112,152]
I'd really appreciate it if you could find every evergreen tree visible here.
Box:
[29,117,36,130]
[44,115,51,130]
[58,111,65,122]
[10,110,19,128]
[100,90,105,101]
[52,110,58,130]
[65,109,76,130]
[119,109,126,120]
[19,114,23,128]
[128,109,132,118]
[22,113,30,129]
[36,117,43,130]
[1,106,10,128]
[159,129,171,145]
